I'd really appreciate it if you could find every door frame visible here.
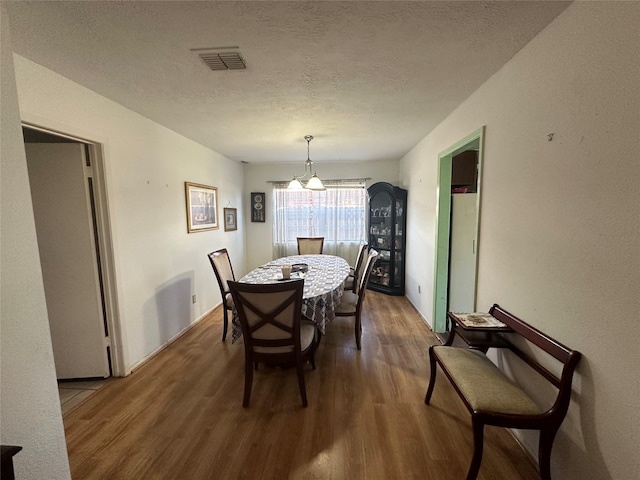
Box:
[432,126,484,333]
[22,122,125,377]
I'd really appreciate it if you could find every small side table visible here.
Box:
[445,311,513,352]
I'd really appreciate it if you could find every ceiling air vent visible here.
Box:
[193,47,246,71]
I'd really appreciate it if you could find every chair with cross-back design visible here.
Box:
[228,278,316,408]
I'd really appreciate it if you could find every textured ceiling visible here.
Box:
[6,1,570,164]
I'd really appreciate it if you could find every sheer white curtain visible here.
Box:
[272,180,368,265]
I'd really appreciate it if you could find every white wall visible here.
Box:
[13,55,246,372]
[400,3,640,479]
[0,5,71,478]
[243,159,399,271]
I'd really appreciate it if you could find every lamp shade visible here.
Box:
[306,174,326,191]
[288,177,304,189]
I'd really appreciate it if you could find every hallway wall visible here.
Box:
[0,6,71,477]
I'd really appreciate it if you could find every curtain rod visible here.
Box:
[267,178,371,184]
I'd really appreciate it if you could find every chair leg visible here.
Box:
[424,346,438,404]
[309,347,316,370]
[466,419,484,480]
[222,306,229,341]
[538,427,559,480]
[296,358,308,408]
[354,314,362,350]
[242,354,253,408]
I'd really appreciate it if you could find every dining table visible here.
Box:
[232,254,351,342]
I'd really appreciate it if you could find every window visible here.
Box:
[272,181,367,262]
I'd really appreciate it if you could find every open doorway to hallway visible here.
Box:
[432,127,484,333]
[22,125,124,382]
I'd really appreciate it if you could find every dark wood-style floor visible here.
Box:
[63,292,540,479]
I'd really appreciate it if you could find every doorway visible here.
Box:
[22,125,123,378]
[432,127,484,333]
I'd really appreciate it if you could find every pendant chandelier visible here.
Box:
[288,135,326,191]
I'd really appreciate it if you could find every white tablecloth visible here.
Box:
[233,255,351,342]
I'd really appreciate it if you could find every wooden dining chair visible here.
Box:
[297,237,324,255]
[334,249,379,350]
[228,279,316,408]
[344,243,368,293]
[207,248,236,341]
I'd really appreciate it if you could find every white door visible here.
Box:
[448,193,478,313]
[26,143,110,379]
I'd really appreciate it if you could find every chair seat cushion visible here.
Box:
[433,346,542,415]
[224,292,234,309]
[253,321,316,354]
[300,320,317,351]
[335,291,358,314]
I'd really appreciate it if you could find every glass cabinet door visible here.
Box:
[393,198,405,289]
[369,191,392,287]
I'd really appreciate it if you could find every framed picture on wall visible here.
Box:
[224,207,238,231]
[251,192,265,222]
[185,182,219,233]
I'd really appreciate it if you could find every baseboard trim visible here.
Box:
[127,303,221,375]
[404,295,433,329]
[507,428,540,474]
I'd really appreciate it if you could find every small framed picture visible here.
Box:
[185,182,218,233]
[224,207,238,232]
[251,192,265,222]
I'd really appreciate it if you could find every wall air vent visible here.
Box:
[192,47,246,71]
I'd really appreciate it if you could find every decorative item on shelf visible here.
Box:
[287,135,326,191]
[380,250,390,261]
[251,192,265,222]
[185,182,219,233]
[376,237,389,248]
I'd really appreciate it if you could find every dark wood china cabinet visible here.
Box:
[367,182,407,295]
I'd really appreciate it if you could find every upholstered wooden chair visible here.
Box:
[344,243,368,293]
[228,279,316,408]
[297,237,324,255]
[207,248,236,341]
[334,249,379,350]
